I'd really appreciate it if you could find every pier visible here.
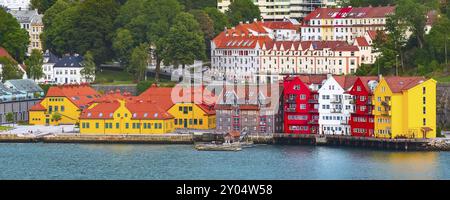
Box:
[0,133,444,151]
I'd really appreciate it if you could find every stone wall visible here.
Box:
[437,83,450,130]
[92,84,137,96]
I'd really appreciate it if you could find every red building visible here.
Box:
[283,75,327,134]
[348,77,379,137]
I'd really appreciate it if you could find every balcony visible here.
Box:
[286,98,296,103]
[381,110,392,116]
[308,99,318,104]
[309,109,318,113]
[331,108,342,113]
[330,98,342,104]
[340,120,348,125]
[285,108,296,112]
[348,99,355,104]
[308,120,318,124]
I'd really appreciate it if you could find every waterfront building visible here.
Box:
[0,0,30,11]
[139,84,217,130]
[373,77,437,139]
[348,76,379,137]
[301,6,395,43]
[39,51,60,84]
[29,84,100,125]
[215,81,283,135]
[8,9,43,54]
[0,47,28,80]
[282,75,326,134]
[79,98,175,134]
[0,79,43,124]
[318,75,357,135]
[217,0,340,20]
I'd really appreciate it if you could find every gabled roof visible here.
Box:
[0,47,15,62]
[79,100,120,119]
[355,37,370,46]
[125,100,174,120]
[46,84,100,108]
[304,6,396,21]
[333,76,359,90]
[357,76,380,93]
[54,55,83,68]
[29,101,47,111]
[384,76,427,93]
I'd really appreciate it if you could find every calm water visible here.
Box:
[0,143,448,180]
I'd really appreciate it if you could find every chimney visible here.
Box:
[246,21,249,24]
[239,21,243,24]
[327,73,332,79]
[253,18,257,22]
[378,74,383,81]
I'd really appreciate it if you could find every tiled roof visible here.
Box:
[268,41,359,51]
[355,37,370,46]
[304,6,396,21]
[259,21,297,30]
[54,55,83,68]
[8,9,42,24]
[334,76,359,90]
[29,101,46,111]
[0,47,15,61]
[138,84,175,111]
[358,76,380,93]
[79,100,120,119]
[46,84,100,108]
[384,76,427,93]
[126,100,174,120]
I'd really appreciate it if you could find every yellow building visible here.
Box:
[373,77,436,139]
[29,84,100,125]
[168,103,216,130]
[139,84,217,130]
[79,99,174,134]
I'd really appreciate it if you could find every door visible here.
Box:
[65,78,68,84]
[184,119,187,128]
[45,119,50,125]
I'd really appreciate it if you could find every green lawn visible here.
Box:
[94,69,176,86]
[0,125,13,132]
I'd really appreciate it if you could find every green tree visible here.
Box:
[179,0,216,10]
[204,7,230,36]
[226,0,261,25]
[130,43,149,82]
[395,0,427,49]
[164,12,206,69]
[51,113,62,125]
[0,57,24,81]
[5,112,14,126]
[43,0,119,64]
[42,0,71,29]
[0,9,30,62]
[190,9,215,41]
[145,0,183,82]
[31,0,57,13]
[113,28,135,68]
[24,49,44,81]
[426,17,450,70]
[80,51,96,83]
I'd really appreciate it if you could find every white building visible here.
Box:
[318,74,356,135]
[301,6,396,43]
[217,0,340,20]
[37,53,95,85]
[0,0,30,11]
[210,20,367,83]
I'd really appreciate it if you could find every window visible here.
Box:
[300,94,306,100]
[423,118,426,126]
[61,106,65,112]
[95,123,99,129]
[174,119,178,125]
[423,97,426,104]
[300,104,306,109]
[199,119,203,125]
[125,123,129,129]
[423,87,426,94]
[423,107,426,114]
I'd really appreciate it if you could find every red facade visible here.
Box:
[348,77,377,137]
[283,76,321,134]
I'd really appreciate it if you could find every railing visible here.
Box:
[285,108,296,112]
[308,120,318,124]
[286,98,296,103]
[331,108,342,113]
[308,99,318,104]
[330,98,342,103]
[340,120,348,125]
[309,109,318,113]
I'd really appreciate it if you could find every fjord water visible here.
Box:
[0,143,448,180]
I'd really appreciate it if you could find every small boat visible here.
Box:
[194,142,242,151]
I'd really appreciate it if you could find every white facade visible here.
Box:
[8,9,44,54]
[217,0,340,20]
[37,54,95,85]
[0,0,30,10]
[318,75,354,135]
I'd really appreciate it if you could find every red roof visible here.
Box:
[259,21,297,30]
[46,84,100,108]
[29,101,46,111]
[79,101,120,119]
[304,6,396,21]
[355,37,370,46]
[384,77,427,93]
[334,76,359,90]
[126,100,174,120]
[0,47,16,62]
[358,76,380,93]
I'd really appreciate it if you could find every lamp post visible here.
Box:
[395,54,399,76]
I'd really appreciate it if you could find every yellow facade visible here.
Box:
[168,103,216,130]
[29,97,81,125]
[80,100,174,134]
[373,78,436,139]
